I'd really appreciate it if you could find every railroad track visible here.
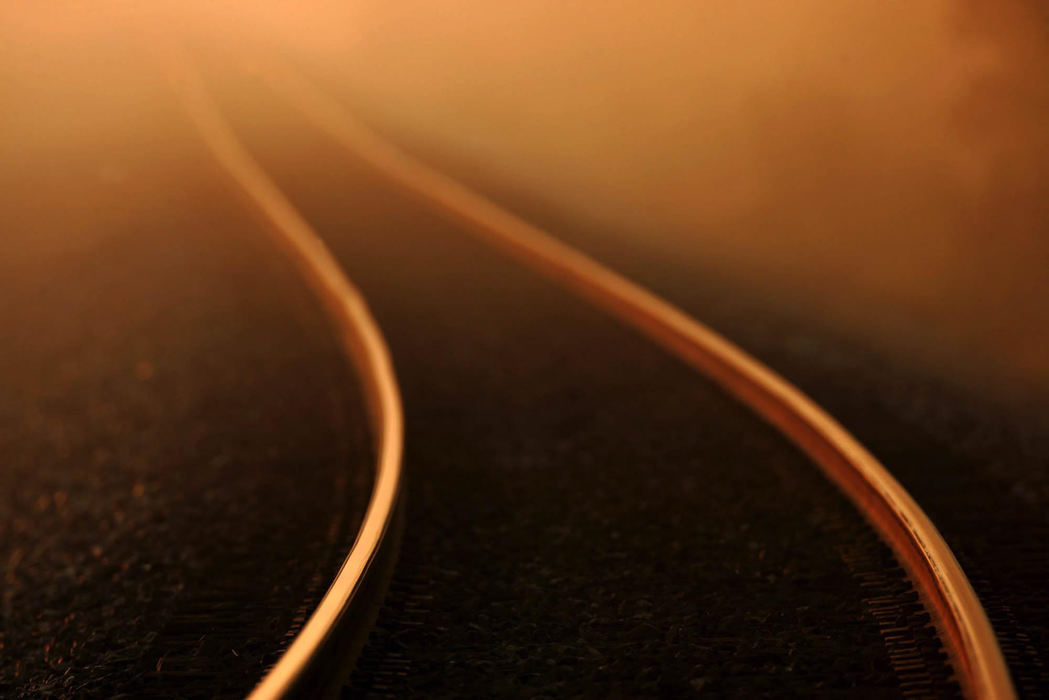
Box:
[171,49,1010,697]
[2,31,1038,699]
[167,48,404,699]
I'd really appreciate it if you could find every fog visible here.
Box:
[4,1,1047,397]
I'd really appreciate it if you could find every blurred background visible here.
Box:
[4,0,1048,401]
[3,3,1048,694]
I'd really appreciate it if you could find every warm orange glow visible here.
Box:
[3,0,1048,396]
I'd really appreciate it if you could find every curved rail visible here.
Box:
[256,61,1014,699]
[166,53,404,699]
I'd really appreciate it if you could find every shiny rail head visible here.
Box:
[165,48,405,700]
[253,59,1013,699]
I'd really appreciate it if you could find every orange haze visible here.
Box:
[4,1,1048,398]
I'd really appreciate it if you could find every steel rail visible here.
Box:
[166,52,404,700]
[255,60,1014,699]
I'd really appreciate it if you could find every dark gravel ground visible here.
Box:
[0,75,373,697]
[215,67,959,697]
[7,44,1039,697]
[376,134,1049,696]
[436,173,1049,697]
